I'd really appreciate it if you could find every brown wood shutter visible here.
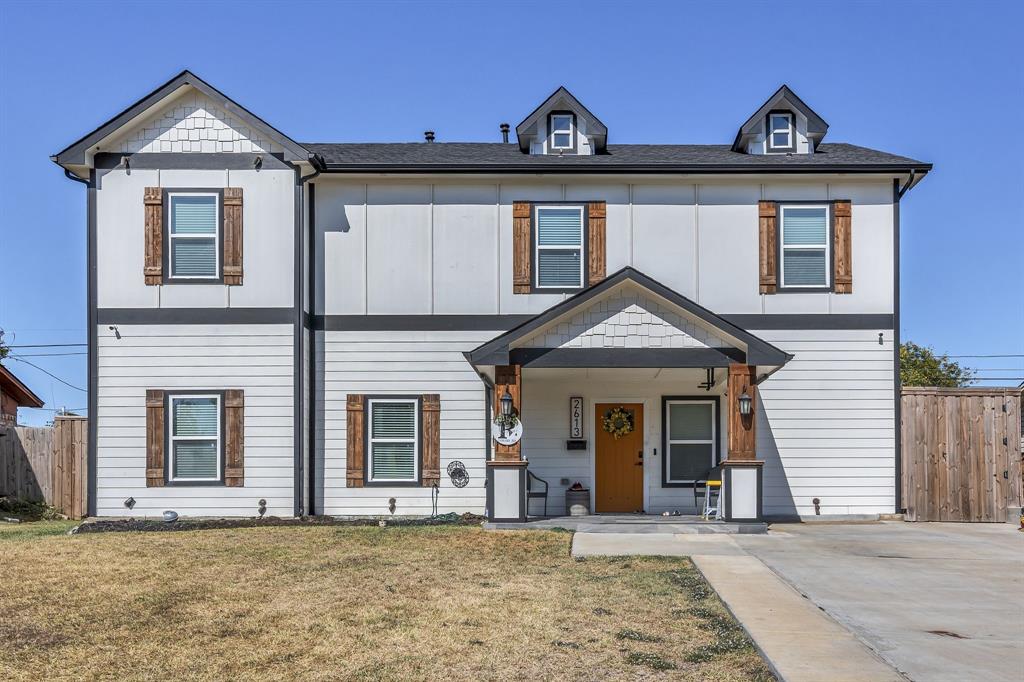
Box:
[144,188,163,285]
[512,201,532,294]
[346,394,365,487]
[833,200,852,294]
[758,200,777,294]
[224,390,244,486]
[223,188,243,285]
[587,201,606,285]
[421,394,441,487]
[145,389,165,486]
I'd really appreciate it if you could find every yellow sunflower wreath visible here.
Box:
[602,407,634,439]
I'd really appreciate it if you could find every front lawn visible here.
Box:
[0,522,772,680]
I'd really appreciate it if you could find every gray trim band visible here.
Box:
[724,314,894,330]
[317,315,534,331]
[97,308,294,325]
[509,347,746,368]
[95,152,290,171]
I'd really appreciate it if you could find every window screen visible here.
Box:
[368,399,418,482]
[535,206,583,288]
[170,395,220,481]
[170,194,218,278]
[781,206,829,288]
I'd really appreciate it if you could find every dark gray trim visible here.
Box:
[317,315,533,331]
[529,201,589,294]
[466,267,792,367]
[362,395,424,488]
[508,347,745,368]
[292,169,303,515]
[485,463,528,522]
[317,163,933,175]
[722,314,893,330]
[95,152,290,171]
[162,188,225,285]
[722,463,764,523]
[97,307,294,325]
[163,390,227,487]
[893,178,902,514]
[86,171,98,517]
[547,111,578,154]
[52,69,311,166]
[773,200,834,293]
[764,110,797,154]
[661,395,722,488]
[307,182,317,515]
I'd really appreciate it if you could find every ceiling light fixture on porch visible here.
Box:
[738,389,753,416]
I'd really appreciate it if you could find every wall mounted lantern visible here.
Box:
[499,389,514,438]
[738,390,753,416]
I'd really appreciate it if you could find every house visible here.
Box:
[0,364,44,426]
[52,71,931,521]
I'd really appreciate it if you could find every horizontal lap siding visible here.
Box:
[756,328,895,516]
[95,324,294,517]
[319,330,494,516]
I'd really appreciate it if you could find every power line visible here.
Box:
[6,343,87,348]
[947,354,1024,359]
[5,356,86,392]
[10,352,88,357]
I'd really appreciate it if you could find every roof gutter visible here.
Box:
[317,163,934,175]
[896,169,926,199]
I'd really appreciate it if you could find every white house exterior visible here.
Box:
[53,71,930,521]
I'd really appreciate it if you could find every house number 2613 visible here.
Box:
[569,397,584,438]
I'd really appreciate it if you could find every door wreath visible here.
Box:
[602,407,635,439]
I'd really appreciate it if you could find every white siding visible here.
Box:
[756,328,896,516]
[319,330,495,517]
[95,324,294,517]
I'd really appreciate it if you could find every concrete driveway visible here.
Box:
[738,522,1023,682]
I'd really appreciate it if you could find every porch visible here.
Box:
[484,513,768,534]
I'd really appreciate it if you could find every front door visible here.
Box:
[595,403,644,512]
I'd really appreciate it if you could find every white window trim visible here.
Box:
[367,398,420,483]
[549,114,574,150]
[168,192,220,280]
[534,205,585,289]
[767,112,793,150]
[168,393,222,483]
[665,399,717,484]
[779,204,831,289]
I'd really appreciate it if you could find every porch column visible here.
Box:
[486,364,528,522]
[722,364,764,522]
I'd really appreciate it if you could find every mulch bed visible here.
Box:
[74,512,484,534]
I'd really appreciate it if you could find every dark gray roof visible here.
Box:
[303,141,930,173]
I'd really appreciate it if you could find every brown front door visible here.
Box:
[595,403,644,512]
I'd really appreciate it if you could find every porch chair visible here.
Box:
[693,466,723,520]
[526,470,549,517]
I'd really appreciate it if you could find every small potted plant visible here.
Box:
[565,481,590,517]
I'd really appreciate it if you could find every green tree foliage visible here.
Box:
[0,328,8,361]
[900,341,975,387]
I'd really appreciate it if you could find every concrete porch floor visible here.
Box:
[484,513,768,534]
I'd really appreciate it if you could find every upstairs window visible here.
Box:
[535,206,584,289]
[169,193,219,279]
[169,394,222,482]
[368,398,420,483]
[780,205,830,289]
[549,114,574,151]
[767,112,794,151]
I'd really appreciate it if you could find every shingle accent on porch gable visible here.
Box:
[517,287,730,351]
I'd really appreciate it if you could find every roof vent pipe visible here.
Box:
[500,123,510,143]
[424,130,435,143]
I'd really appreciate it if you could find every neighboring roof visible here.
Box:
[0,364,44,409]
[515,86,608,153]
[52,70,313,169]
[303,141,930,174]
[732,84,829,153]
[466,267,793,368]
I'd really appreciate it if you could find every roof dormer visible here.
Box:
[731,85,828,155]
[515,86,607,156]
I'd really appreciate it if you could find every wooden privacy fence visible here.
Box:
[901,387,1022,522]
[0,416,88,519]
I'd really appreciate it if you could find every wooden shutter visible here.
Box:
[145,389,165,486]
[587,201,606,285]
[223,188,243,285]
[512,201,531,294]
[833,200,852,294]
[421,394,441,487]
[224,390,244,486]
[758,200,777,294]
[144,188,163,285]
[346,394,365,487]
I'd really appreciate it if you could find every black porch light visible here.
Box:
[500,389,514,418]
[738,389,753,416]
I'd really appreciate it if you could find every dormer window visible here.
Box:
[767,112,794,152]
[549,113,575,151]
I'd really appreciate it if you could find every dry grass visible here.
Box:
[0,522,773,681]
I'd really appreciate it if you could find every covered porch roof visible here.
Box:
[466,267,792,377]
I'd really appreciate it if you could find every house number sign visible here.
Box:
[569,397,584,438]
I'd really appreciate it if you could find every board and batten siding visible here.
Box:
[314,178,893,318]
[318,330,496,517]
[95,323,294,517]
[756,328,896,516]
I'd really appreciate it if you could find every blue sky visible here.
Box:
[1,0,1021,425]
